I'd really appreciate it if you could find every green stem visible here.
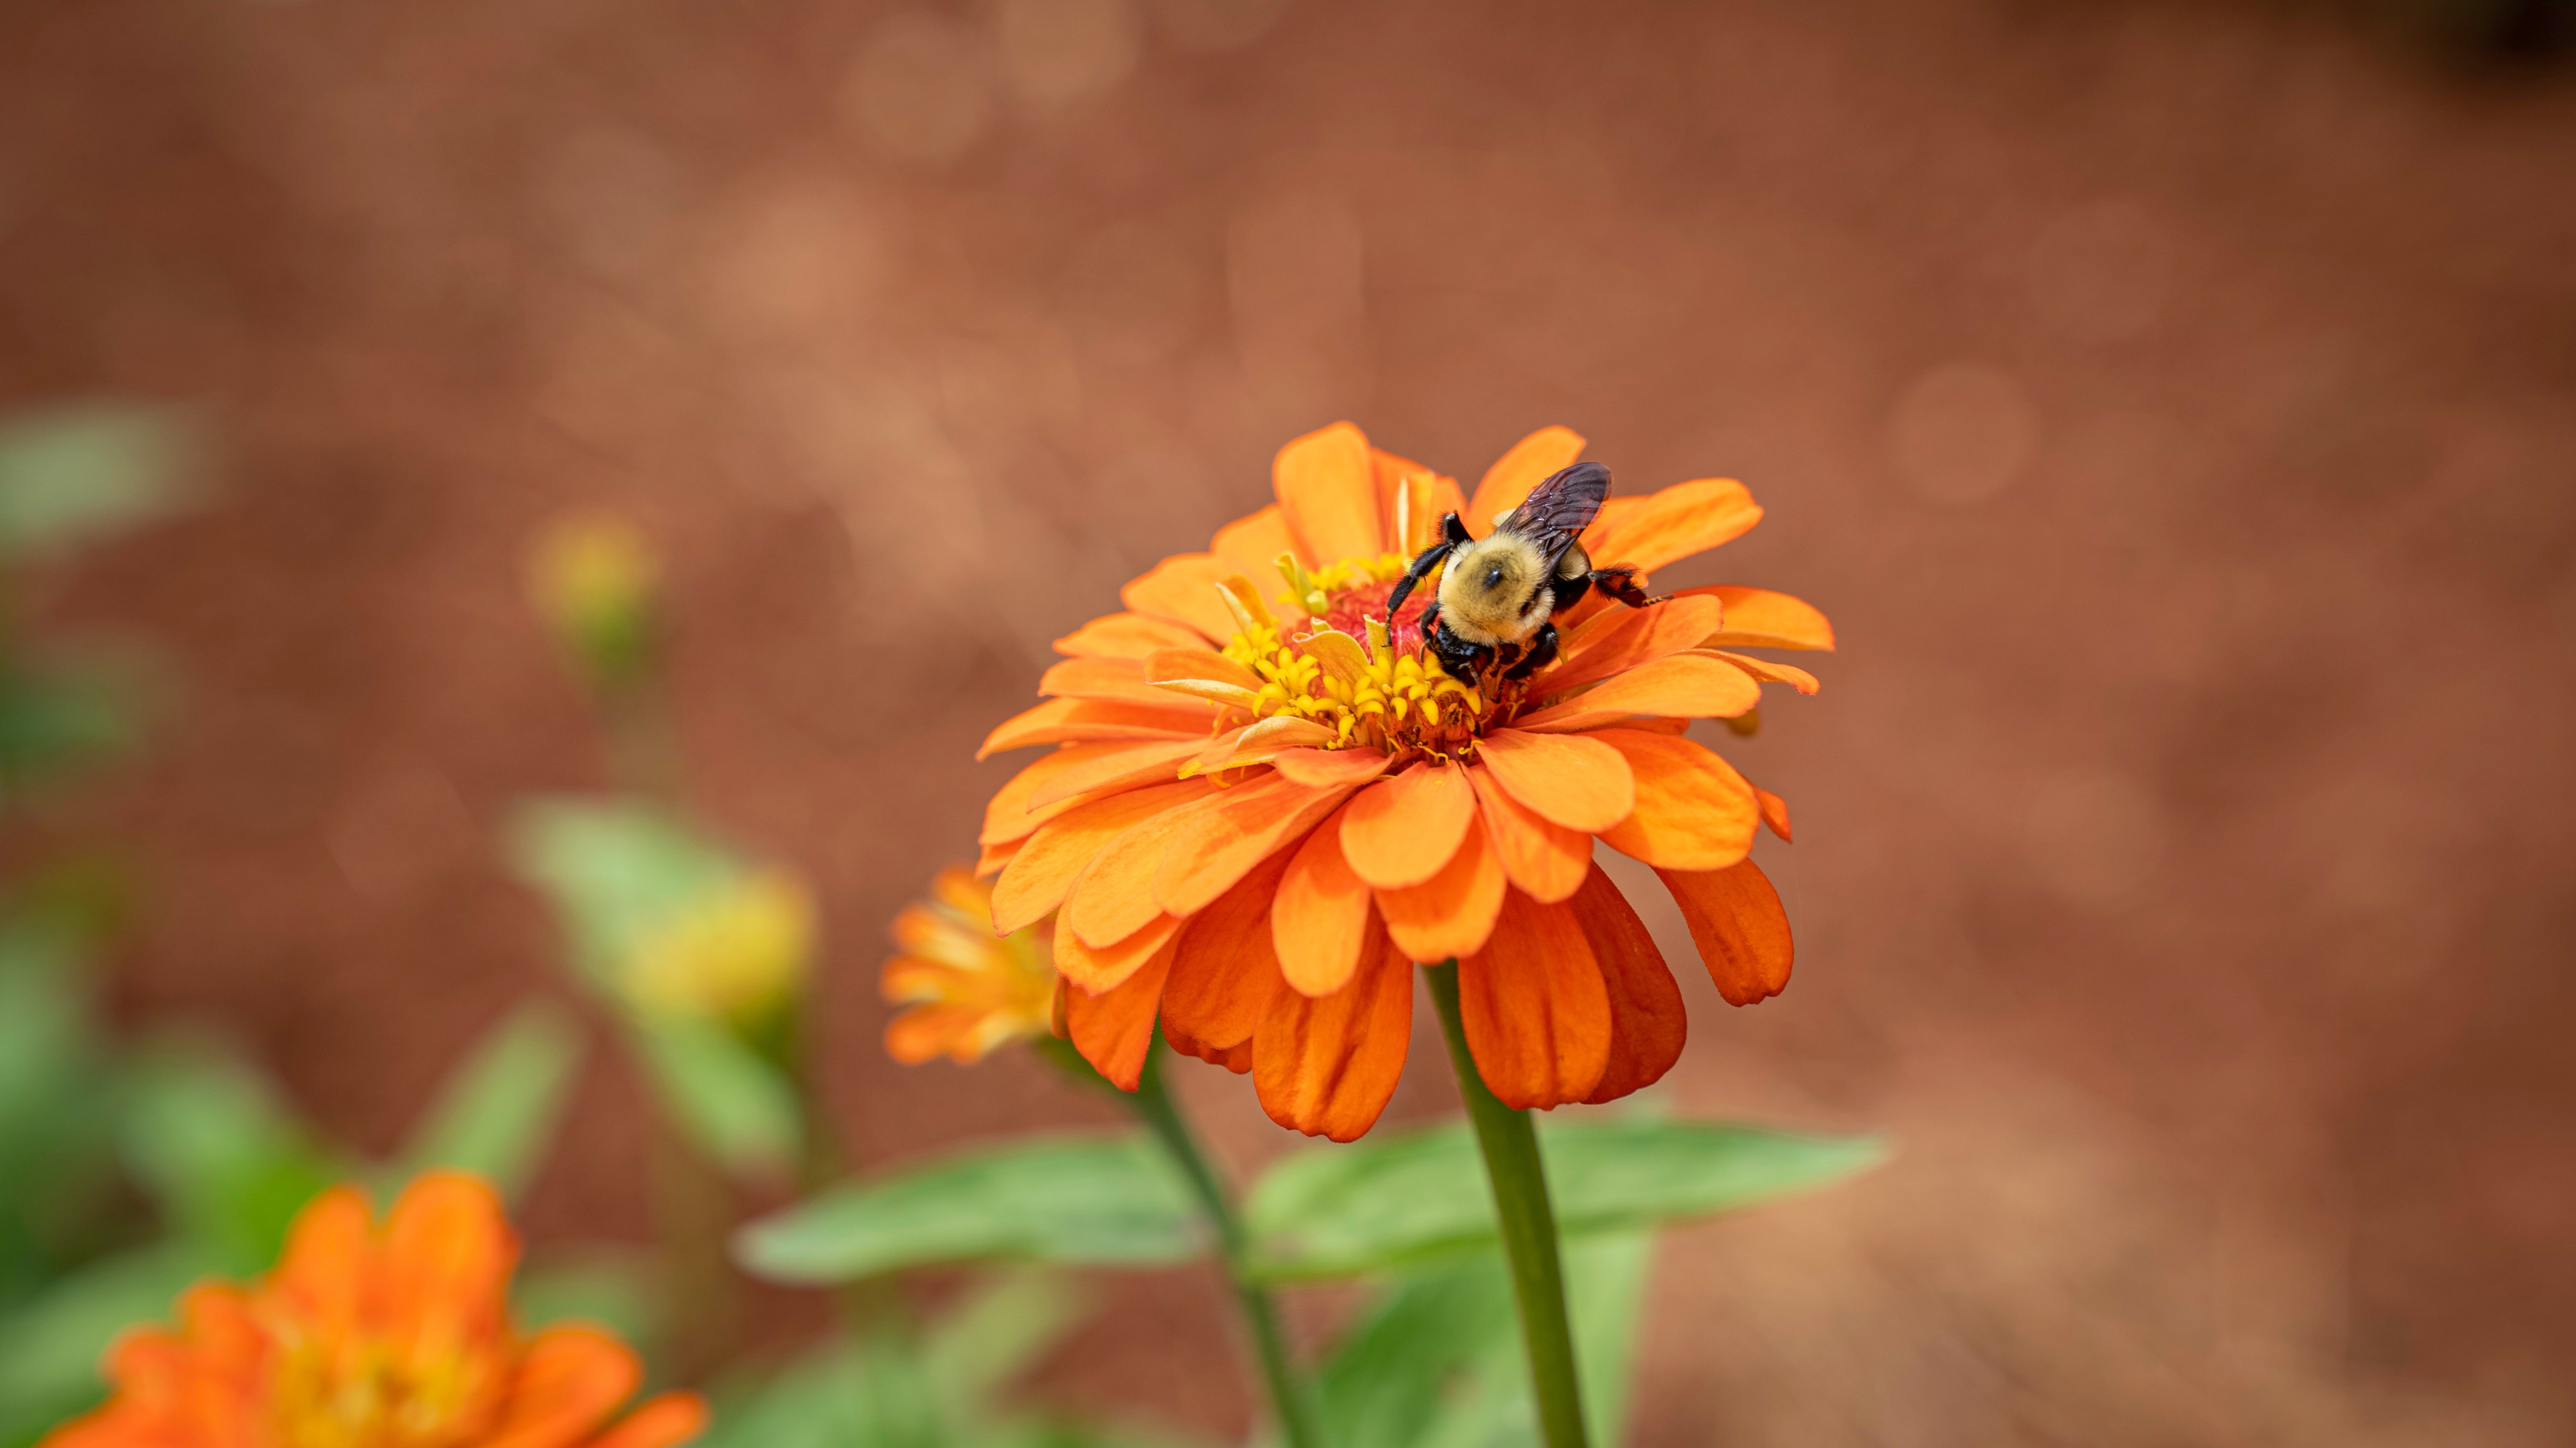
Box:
[1124,1043,1321,1448]
[1425,963,1589,1448]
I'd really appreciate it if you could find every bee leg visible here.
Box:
[1428,622,1485,688]
[1383,533,1454,619]
[1502,623,1560,681]
[1588,566,1668,609]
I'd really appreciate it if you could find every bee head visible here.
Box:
[1436,533,1551,646]
[1456,538,1532,599]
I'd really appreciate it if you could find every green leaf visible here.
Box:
[735,1134,1205,1284]
[1315,1249,1515,1448]
[0,1241,218,1446]
[506,799,738,992]
[389,1000,583,1203]
[696,1339,944,1448]
[0,651,156,792]
[922,1270,1088,1429]
[115,1039,342,1272]
[0,937,124,1306]
[631,1014,800,1180]
[1316,1231,1655,1448]
[513,1251,657,1345]
[1560,1230,1653,1448]
[0,406,194,562]
[1245,1117,1882,1281]
[507,799,807,1178]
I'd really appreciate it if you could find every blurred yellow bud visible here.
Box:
[626,869,816,1026]
[528,511,660,690]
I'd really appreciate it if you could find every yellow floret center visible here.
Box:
[1213,555,1490,758]
[269,1329,501,1448]
[1275,552,1411,617]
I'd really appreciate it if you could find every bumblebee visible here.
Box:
[1383,461,1663,687]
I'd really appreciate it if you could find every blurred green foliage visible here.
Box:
[508,799,809,1180]
[0,406,189,801]
[1244,1117,1883,1282]
[1318,1231,1654,1448]
[694,1273,1191,1448]
[736,1135,1208,1283]
[0,407,194,565]
[737,1116,1877,1289]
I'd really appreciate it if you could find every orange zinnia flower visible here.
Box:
[976,423,1832,1141]
[44,1172,707,1448]
[881,866,1061,1064]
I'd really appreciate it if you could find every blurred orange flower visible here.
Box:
[881,867,1061,1064]
[977,423,1831,1140]
[43,1172,705,1448]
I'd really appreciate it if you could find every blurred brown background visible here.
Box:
[4,0,2574,1442]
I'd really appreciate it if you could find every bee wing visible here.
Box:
[1498,462,1609,564]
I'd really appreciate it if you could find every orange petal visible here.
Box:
[1755,787,1793,842]
[584,1395,708,1448]
[1253,932,1413,1141]
[180,1283,264,1375]
[486,1327,640,1448]
[1024,739,1204,811]
[1464,425,1585,533]
[1566,865,1685,1104]
[1372,449,1467,558]
[1142,647,1266,694]
[1053,612,1209,660]
[1213,503,1308,581]
[1582,477,1762,573]
[1057,912,1184,994]
[1160,852,1291,1050]
[978,697,1213,758]
[974,838,1021,878]
[1336,760,1477,889]
[1190,715,1338,774]
[1064,937,1177,1090]
[1509,653,1761,733]
[1376,814,1506,961]
[885,1003,984,1065]
[1475,729,1634,833]
[1154,774,1355,917]
[1274,422,1383,565]
[1068,794,1221,949]
[382,1172,515,1347]
[1273,747,1393,789]
[993,778,1213,934]
[1591,728,1758,872]
[1040,657,1223,715]
[270,1184,370,1330]
[1120,553,1238,644]
[1273,810,1374,996]
[1465,763,1591,904]
[984,743,1122,845]
[1702,649,1820,695]
[1573,493,1643,554]
[1162,1018,1243,1071]
[1536,593,1723,698]
[1457,891,1610,1110]
[99,1328,187,1398]
[1657,858,1793,1006]
[1682,584,1837,651]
